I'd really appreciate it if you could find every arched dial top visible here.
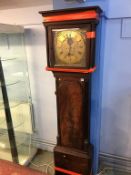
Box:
[53,29,87,66]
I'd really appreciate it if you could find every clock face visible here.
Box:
[53,29,87,67]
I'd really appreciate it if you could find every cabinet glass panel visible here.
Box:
[0,26,37,165]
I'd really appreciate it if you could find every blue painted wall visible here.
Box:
[53,0,131,174]
[100,18,131,158]
[100,0,131,159]
[107,0,131,18]
[53,0,107,12]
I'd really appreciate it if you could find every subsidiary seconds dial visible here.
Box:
[54,30,86,65]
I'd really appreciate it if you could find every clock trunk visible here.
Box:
[54,72,92,175]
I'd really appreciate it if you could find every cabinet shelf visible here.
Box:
[0,101,33,138]
[0,132,31,149]
[0,101,31,110]
[0,56,26,62]
[1,57,18,61]
[1,79,23,87]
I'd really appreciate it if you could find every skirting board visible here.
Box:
[32,138,131,173]
[100,152,131,173]
[32,137,56,152]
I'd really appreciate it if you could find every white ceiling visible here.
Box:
[0,0,52,10]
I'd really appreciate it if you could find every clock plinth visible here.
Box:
[39,6,102,175]
[54,145,93,175]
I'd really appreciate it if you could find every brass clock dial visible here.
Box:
[54,29,86,66]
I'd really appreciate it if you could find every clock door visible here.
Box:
[47,24,93,69]
[53,28,87,67]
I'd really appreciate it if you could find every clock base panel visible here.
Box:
[54,145,93,175]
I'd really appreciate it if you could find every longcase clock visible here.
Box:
[39,6,102,175]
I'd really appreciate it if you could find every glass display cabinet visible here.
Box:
[0,24,37,165]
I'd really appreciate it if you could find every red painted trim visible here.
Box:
[86,31,96,39]
[55,166,82,175]
[43,10,99,22]
[45,66,96,74]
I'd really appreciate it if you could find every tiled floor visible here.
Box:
[29,150,130,175]
[29,150,54,175]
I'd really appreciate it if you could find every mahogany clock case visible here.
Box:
[40,6,102,175]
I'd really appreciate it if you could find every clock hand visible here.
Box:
[67,33,73,56]
[68,45,72,64]
[67,33,73,46]
[68,44,71,55]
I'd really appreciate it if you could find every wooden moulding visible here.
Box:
[46,66,96,74]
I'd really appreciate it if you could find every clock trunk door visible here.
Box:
[56,76,90,150]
